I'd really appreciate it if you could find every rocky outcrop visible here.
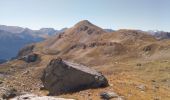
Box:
[19,53,39,63]
[17,44,35,57]
[69,42,123,50]
[41,58,108,95]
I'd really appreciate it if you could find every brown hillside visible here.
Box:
[1,20,170,100]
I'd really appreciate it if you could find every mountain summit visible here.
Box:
[74,20,93,27]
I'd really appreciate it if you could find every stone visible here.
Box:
[41,58,108,95]
[100,91,119,100]
[18,44,35,57]
[1,88,18,99]
[11,94,75,100]
[19,53,39,63]
[136,63,142,66]
[136,84,146,91]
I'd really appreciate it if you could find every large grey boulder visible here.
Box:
[41,58,108,95]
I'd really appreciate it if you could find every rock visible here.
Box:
[22,70,30,75]
[136,84,146,91]
[136,63,142,66]
[39,85,46,90]
[143,45,153,52]
[151,80,156,82]
[1,88,18,99]
[19,53,39,63]
[18,44,35,57]
[41,58,108,95]
[100,91,119,100]
[11,94,75,100]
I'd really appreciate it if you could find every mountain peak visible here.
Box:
[74,20,93,27]
[67,20,105,35]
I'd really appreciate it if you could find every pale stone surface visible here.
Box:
[11,94,75,100]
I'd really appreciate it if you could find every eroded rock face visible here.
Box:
[41,58,108,95]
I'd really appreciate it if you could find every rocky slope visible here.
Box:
[0,20,170,100]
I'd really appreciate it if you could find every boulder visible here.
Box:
[18,44,35,57]
[19,53,39,63]
[41,58,108,95]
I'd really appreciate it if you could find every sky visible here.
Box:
[0,0,170,31]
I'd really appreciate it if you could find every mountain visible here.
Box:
[0,29,44,60]
[104,29,115,32]
[35,20,156,58]
[0,25,65,60]
[1,20,170,99]
[0,25,24,33]
[148,30,170,39]
[39,28,58,36]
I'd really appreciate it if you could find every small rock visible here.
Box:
[40,85,46,90]
[22,70,29,75]
[114,62,118,64]
[100,91,119,100]
[153,85,159,89]
[0,81,3,84]
[2,88,18,99]
[153,97,160,100]
[136,84,146,91]
[109,84,113,87]
[136,63,142,66]
[151,80,156,82]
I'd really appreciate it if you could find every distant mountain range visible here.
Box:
[147,30,170,39]
[0,25,67,61]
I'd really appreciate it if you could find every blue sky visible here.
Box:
[0,0,169,31]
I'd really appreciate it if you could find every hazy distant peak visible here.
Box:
[0,25,24,33]
[40,28,56,31]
